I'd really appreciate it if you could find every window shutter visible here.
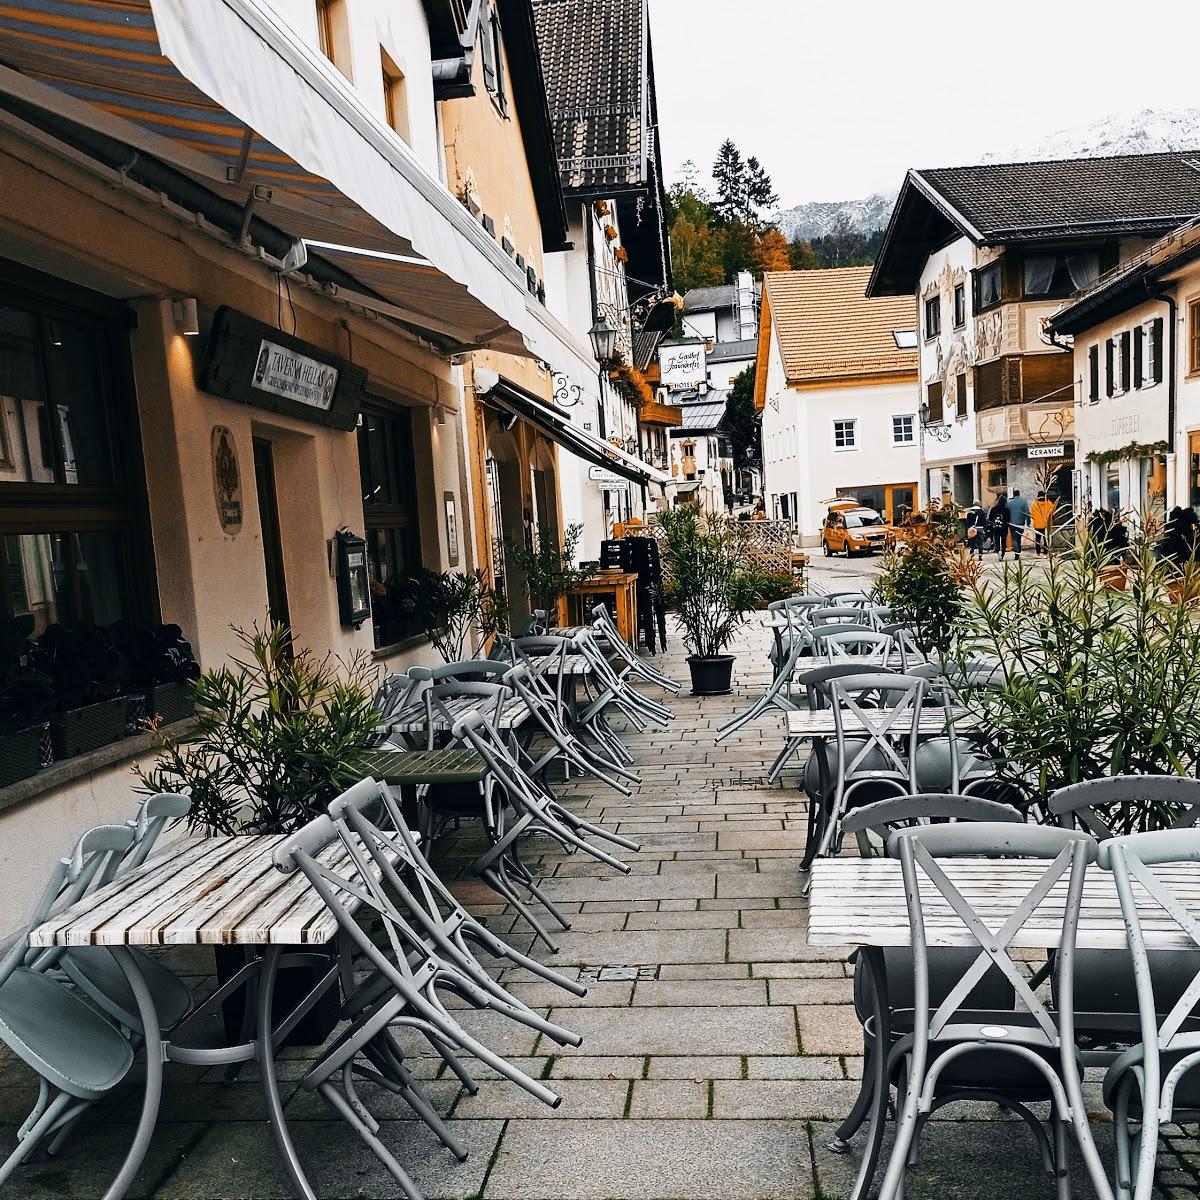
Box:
[1088,345,1099,401]
[1133,326,1144,389]
[926,380,943,423]
[493,14,507,114]
[1152,317,1164,384]
[1120,331,1131,391]
[481,9,497,91]
[1105,339,1114,397]
[956,373,967,417]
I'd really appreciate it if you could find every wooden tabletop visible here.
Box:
[385,694,529,734]
[29,836,366,948]
[568,572,639,590]
[527,653,592,678]
[809,857,1200,952]
[359,747,487,784]
[786,707,970,738]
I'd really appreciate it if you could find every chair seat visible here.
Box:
[889,1013,1065,1099]
[0,968,134,1099]
[1103,1038,1200,1113]
[62,946,194,1032]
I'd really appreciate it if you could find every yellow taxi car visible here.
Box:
[820,500,897,557]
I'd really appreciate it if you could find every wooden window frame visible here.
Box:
[953,283,966,328]
[923,295,941,341]
[1189,299,1200,377]
[973,261,1004,313]
[0,257,157,627]
[380,48,410,144]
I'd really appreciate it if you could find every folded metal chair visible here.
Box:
[586,602,681,695]
[575,626,673,736]
[273,815,566,1200]
[1098,829,1200,1200]
[0,827,138,1185]
[452,709,639,950]
[812,628,895,664]
[879,823,1110,1200]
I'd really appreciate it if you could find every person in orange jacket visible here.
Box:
[1031,491,1056,556]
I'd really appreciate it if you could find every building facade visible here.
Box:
[756,268,919,543]
[1048,219,1200,526]
[867,153,1200,511]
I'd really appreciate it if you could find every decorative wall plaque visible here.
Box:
[211,425,243,534]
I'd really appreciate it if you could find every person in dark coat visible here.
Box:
[989,495,1010,558]
[962,504,987,559]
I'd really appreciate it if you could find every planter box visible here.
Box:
[0,722,51,787]
[51,696,135,760]
[144,681,195,726]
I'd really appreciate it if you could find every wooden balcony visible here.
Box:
[638,399,684,427]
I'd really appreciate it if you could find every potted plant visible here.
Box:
[0,616,55,787]
[110,621,201,726]
[139,623,381,1043]
[32,624,141,758]
[657,508,763,695]
[505,522,587,630]
[391,568,505,661]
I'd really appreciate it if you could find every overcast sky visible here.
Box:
[649,0,1200,206]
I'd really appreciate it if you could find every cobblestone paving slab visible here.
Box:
[0,558,1194,1198]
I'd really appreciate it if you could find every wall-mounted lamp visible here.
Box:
[172,297,200,336]
[434,403,447,425]
[588,315,619,363]
[919,400,952,444]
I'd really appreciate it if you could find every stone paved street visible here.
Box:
[1,558,1198,1198]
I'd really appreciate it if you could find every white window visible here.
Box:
[892,414,915,445]
[892,329,918,349]
[833,419,856,450]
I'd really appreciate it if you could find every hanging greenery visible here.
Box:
[1084,440,1169,466]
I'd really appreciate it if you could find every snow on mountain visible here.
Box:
[769,108,1200,244]
[981,107,1200,164]
[770,191,896,242]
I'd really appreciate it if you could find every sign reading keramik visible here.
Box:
[201,307,367,431]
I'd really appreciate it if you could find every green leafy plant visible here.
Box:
[505,522,587,621]
[953,532,1200,827]
[657,507,763,657]
[391,569,505,662]
[138,624,380,835]
[877,508,967,657]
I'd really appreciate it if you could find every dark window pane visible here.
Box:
[0,305,54,485]
[3,530,126,634]
[40,319,116,486]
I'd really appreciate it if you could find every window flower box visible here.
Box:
[0,722,51,787]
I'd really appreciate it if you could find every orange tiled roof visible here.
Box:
[763,266,918,384]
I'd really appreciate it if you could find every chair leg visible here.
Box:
[1113,1074,1134,1199]
[832,1032,876,1146]
[317,1081,426,1200]
[1053,1116,1071,1200]
[0,1089,74,1188]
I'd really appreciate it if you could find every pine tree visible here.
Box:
[744,156,778,218]
[711,139,745,225]
[725,366,761,473]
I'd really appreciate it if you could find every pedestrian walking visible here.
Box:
[989,494,1010,557]
[963,504,987,559]
[1031,491,1055,556]
[1006,489,1031,559]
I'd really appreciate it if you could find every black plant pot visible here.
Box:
[214,941,341,1047]
[687,654,735,696]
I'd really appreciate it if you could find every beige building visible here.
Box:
[0,0,617,932]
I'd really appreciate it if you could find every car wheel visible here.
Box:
[822,539,832,557]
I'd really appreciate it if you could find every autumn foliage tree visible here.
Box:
[753,228,792,274]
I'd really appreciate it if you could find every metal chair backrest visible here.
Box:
[126,792,192,869]
[1098,830,1200,1086]
[877,622,924,667]
[1050,775,1200,840]
[411,660,508,684]
[829,672,924,784]
[809,605,868,625]
[824,591,872,608]
[889,823,1097,1046]
[795,662,897,711]
[865,604,895,630]
[426,679,514,743]
[374,670,418,721]
[841,793,1024,843]
[816,629,895,663]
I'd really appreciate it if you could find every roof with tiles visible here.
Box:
[531,0,646,193]
[919,151,1200,241]
[763,267,918,384]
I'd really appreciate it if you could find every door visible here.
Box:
[252,438,290,635]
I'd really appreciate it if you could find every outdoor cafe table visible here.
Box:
[26,751,484,1200]
[806,856,1200,1200]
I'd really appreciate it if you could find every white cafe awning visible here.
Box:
[0,0,580,366]
[478,372,671,489]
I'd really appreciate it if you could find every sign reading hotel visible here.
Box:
[251,339,339,412]
[659,342,707,390]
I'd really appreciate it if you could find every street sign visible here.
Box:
[1028,444,1066,459]
[588,466,625,485]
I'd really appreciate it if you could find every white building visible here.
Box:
[1048,218,1200,525]
[756,267,919,543]
[867,153,1200,509]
